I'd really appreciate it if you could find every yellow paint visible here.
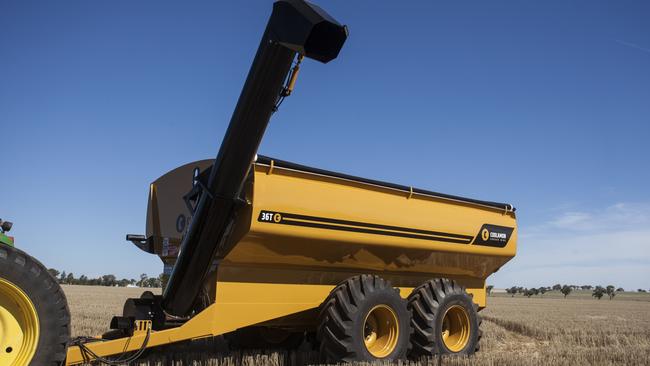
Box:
[66,281,329,364]
[0,278,39,366]
[249,163,516,259]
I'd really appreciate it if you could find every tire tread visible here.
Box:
[407,278,481,358]
[0,245,70,365]
[317,274,410,363]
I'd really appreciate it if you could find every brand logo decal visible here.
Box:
[473,224,514,248]
[481,228,489,241]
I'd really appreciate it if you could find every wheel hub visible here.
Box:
[0,278,39,366]
[441,304,470,352]
[363,305,399,358]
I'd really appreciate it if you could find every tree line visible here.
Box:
[47,268,168,288]
[486,284,648,300]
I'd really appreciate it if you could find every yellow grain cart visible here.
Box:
[0,0,517,364]
[68,156,517,364]
[64,158,516,364]
[102,153,516,364]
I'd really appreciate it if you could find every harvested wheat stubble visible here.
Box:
[63,286,650,366]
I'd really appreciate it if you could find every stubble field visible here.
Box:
[63,285,650,366]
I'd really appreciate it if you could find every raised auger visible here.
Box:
[161,0,347,317]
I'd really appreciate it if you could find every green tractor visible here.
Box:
[0,219,14,247]
[0,218,70,366]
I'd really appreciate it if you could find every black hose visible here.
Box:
[65,329,151,365]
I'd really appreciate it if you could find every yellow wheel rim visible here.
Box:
[441,305,470,353]
[363,305,399,358]
[0,278,40,366]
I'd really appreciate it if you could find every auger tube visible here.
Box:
[161,0,347,316]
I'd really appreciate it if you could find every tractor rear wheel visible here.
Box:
[317,275,411,362]
[407,278,480,357]
[0,245,70,366]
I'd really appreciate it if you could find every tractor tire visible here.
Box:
[317,275,411,363]
[226,327,304,350]
[407,278,480,358]
[0,245,70,366]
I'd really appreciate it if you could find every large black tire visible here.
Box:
[225,327,304,350]
[317,275,412,363]
[0,245,70,365]
[407,278,481,358]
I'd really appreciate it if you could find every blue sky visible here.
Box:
[1,1,649,289]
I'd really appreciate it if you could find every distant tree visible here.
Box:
[606,286,616,300]
[486,285,494,296]
[592,286,605,300]
[144,277,161,288]
[102,274,116,287]
[47,268,60,279]
[138,273,148,287]
[561,285,572,298]
[524,288,536,298]
[506,286,518,297]
[552,284,562,291]
[117,279,130,287]
[30,270,197,288]
[616,287,624,292]
[539,287,547,296]
[581,285,593,290]
[638,289,647,293]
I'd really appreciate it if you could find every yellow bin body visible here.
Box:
[65,157,517,364]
